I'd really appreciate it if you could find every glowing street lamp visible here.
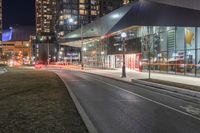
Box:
[121,32,127,38]
[68,18,74,23]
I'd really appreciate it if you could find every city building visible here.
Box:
[99,0,125,17]
[60,0,200,77]
[35,0,57,63]
[36,0,56,35]
[0,0,2,41]
[55,0,127,62]
[55,0,100,39]
[0,26,35,65]
[55,0,105,62]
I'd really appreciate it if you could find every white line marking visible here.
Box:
[93,78,200,121]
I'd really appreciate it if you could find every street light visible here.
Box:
[121,32,127,78]
[47,36,51,65]
[81,24,84,70]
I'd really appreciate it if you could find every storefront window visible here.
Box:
[175,51,185,75]
[168,51,176,74]
[185,27,196,50]
[153,34,160,53]
[152,26,160,34]
[159,52,168,73]
[186,50,196,75]
[167,29,176,52]
[139,27,149,37]
[197,50,200,76]
[176,27,185,50]
[197,28,200,49]
[160,32,167,51]
[142,52,149,71]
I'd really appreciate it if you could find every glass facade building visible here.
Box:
[140,26,200,77]
[36,0,56,35]
[80,26,200,77]
[61,0,200,78]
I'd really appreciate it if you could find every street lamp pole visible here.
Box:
[47,38,50,65]
[121,32,127,78]
[47,36,51,65]
[81,23,84,70]
[148,44,151,79]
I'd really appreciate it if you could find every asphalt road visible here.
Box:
[55,70,200,133]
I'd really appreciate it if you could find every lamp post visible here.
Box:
[81,24,84,70]
[121,32,127,78]
[47,37,49,65]
[47,36,52,65]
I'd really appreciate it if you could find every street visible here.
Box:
[56,70,200,133]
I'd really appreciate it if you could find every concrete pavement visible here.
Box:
[55,70,200,133]
[83,68,200,87]
[0,67,7,74]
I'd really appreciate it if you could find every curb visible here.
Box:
[55,72,98,133]
[132,79,200,99]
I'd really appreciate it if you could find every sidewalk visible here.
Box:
[65,65,200,87]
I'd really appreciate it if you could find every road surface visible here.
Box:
[55,70,200,133]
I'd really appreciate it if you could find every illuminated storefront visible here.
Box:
[61,0,200,77]
[140,26,200,77]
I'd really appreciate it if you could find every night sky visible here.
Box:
[3,0,35,29]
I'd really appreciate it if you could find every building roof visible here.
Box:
[2,26,35,42]
[61,0,200,42]
[148,0,200,11]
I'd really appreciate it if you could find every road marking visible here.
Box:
[70,80,82,82]
[180,105,200,116]
[93,78,200,121]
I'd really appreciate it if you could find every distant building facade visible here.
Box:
[55,0,100,38]
[0,26,35,65]
[0,0,2,41]
[36,0,56,35]
[35,0,57,62]
[60,0,200,77]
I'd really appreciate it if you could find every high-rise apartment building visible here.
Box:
[35,0,57,62]
[55,0,134,38]
[99,0,123,16]
[0,0,2,59]
[0,0,2,40]
[55,0,100,38]
[36,0,56,35]
[99,0,135,16]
